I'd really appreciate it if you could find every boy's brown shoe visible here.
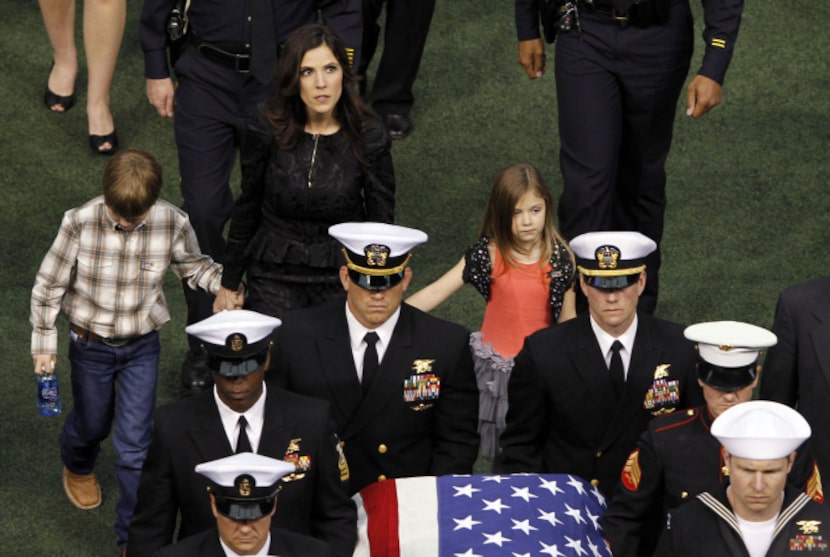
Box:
[62,466,102,509]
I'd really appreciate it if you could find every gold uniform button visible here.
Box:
[378,475,387,482]
[595,451,602,458]
[681,491,689,499]
[686,409,694,416]
[378,444,388,454]
[590,479,600,487]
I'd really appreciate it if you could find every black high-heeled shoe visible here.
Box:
[88,130,119,156]
[44,62,76,112]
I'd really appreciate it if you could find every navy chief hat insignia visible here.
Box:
[228,333,246,353]
[236,474,254,497]
[365,244,390,267]
[596,245,620,269]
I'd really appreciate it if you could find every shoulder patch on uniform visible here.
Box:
[621,449,642,491]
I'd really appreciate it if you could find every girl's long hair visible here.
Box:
[478,163,574,272]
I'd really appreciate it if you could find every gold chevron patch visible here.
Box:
[712,38,727,48]
[808,462,824,503]
[621,449,642,491]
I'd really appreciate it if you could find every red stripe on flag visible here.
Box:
[362,480,401,557]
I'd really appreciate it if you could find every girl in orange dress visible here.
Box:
[407,163,576,459]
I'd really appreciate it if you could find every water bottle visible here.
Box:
[37,372,62,417]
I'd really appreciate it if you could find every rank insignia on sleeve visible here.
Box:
[643,364,680,416]
[711,38,726,49]
[790,520,828,551]
[403,372,440,411]
[622,449,642,491]
[336,438,350,482]
[808,462,825,504]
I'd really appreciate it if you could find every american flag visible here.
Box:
[353,474,612,557]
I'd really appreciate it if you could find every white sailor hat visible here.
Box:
[185,310,281,377]
[330,222,428,291]
[570,231,656,290]
[195,452,296,521]
[684,321,777,392]
[712,400,811,460]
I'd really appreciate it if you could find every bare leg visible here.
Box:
[83,0,125,145]
[39,0,79,110]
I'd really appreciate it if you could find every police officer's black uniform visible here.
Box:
[515,0,743,312]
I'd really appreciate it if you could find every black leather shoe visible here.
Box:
[180,349,213,397]
[384,114,413,140]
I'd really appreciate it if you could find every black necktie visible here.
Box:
[250,0,276,84]
[236,415,252,453]
[610,340,625,397]
[362,332,380,396]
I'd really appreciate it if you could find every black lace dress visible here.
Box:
[222,113,395,317]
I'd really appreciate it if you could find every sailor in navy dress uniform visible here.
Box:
[271,222,480,494]
[654,401,830,556]
[500,231,702,499]
[153,452,333,556]
[602,321,823,557]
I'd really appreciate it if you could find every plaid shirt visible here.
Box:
[31,196,223,355]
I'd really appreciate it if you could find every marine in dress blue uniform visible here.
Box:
[139,0,363,389]
[514,0,743,313]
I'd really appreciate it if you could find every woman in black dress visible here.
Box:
[218,24,395,317]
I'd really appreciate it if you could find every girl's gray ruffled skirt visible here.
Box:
[470,332,515,459]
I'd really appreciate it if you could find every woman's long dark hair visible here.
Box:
[265,24,377,163]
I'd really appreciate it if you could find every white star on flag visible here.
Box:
[565,502,586,525]
[454,515,482,531]
[586,506,601,530]
[511,518,538,535]
[565,535,588,556]
[588,537,605,557]
[590,485,606,507]
[567,475,587,495]
[539,477,565,496]
[511,486,539,502]
[483,531,512,547]
[482,498,510,514]
[454,549,482,557]
[539,541,566,556]
[538,508,564,527]
[454,483,482,498]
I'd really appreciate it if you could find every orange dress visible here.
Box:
[479,253,553,358]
